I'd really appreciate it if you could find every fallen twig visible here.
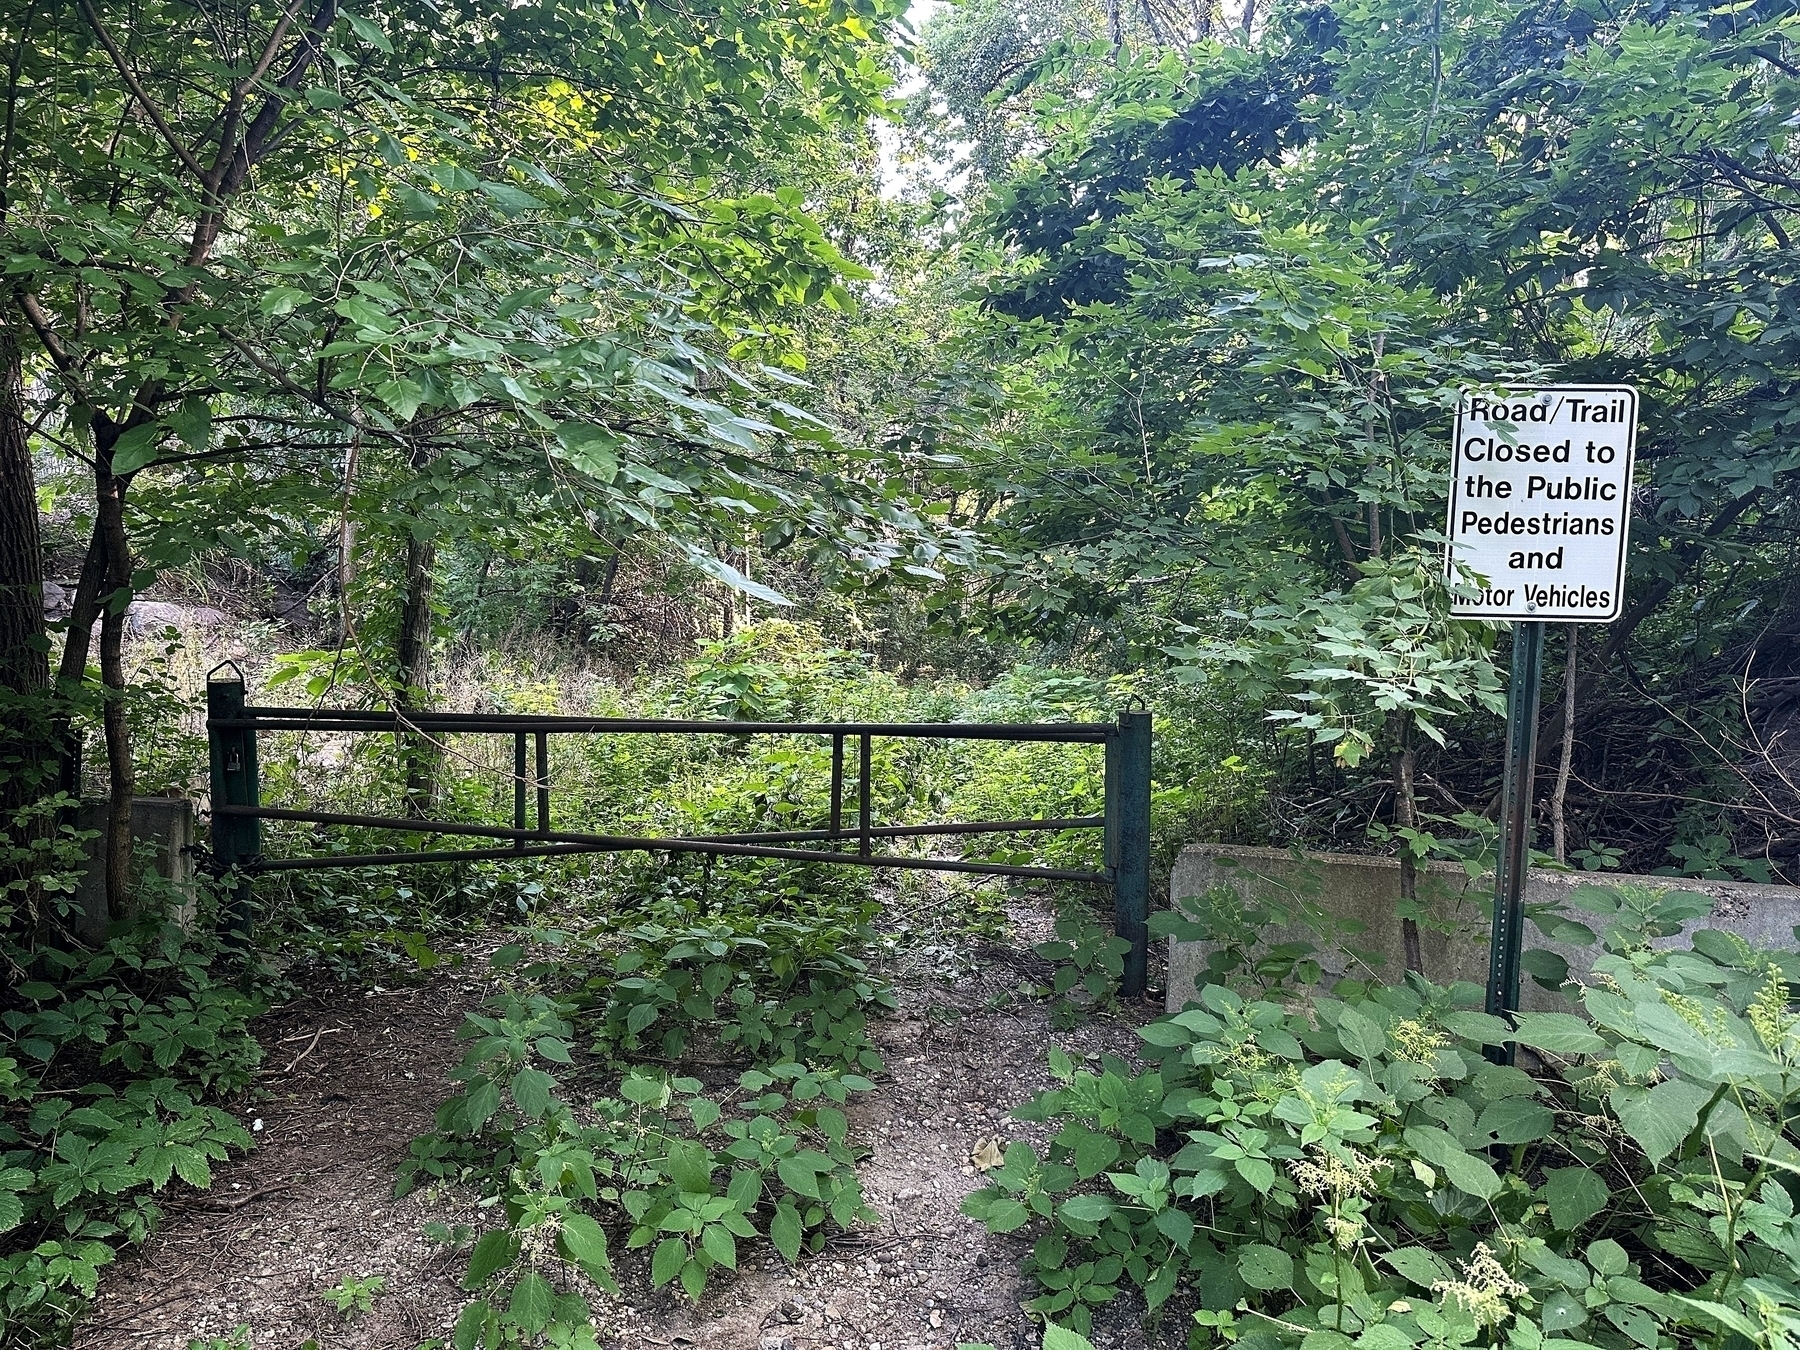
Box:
[261,1026,332,1077]
[185,1180,296,1212]
[87,1288,197,1329]
[835,1228,952,1254]
[277,1026,347,1045]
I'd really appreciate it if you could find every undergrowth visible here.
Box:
[2,625,1245,1346]
[968,880,1800,1350]
[1,800,264,1345]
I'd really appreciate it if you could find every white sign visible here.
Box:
[1444,385,1637,621]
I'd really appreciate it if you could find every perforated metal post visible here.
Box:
[1486,621,1546,1063]
[206,665,260,942]
[1115,709,1151,999]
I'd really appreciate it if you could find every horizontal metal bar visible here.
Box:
[219,804,1101,843]
[250,843,607,871]
[224,804,560,839]
[214,710,1113,743]
[702,815,1105,844]
[240,834,1107,884]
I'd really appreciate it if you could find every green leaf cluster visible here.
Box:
[967,881,1800,1349]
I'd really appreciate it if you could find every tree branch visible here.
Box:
[74,0,210,185]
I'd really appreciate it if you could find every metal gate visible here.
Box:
[205,667,1153,995]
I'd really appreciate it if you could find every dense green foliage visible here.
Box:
[910,0,1800,871]
[8,0,1800,1343]
[969,882,1800,1349]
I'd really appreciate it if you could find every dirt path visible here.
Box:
[77,905,1162,1350]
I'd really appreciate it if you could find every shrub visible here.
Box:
[967,881,1800,1349]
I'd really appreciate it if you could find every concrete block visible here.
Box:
[69,797,197,944]
[1166,844,1800,1012]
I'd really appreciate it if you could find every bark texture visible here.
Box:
[0,321,45,714]
[95,457,133,921]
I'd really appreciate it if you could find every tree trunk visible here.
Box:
[1550,627,1578,863]
[0,316,52,923]
[95,458,133,921]
[0,319,47,740]
[1394,721,1424,975]
[396,522,437,817]
[336,433,359,648]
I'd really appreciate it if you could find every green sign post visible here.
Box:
[1444,386,1638,1059]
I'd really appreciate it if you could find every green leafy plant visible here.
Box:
[968,881,1800,1348]
[324,1273,387,1318]
[1,858,261,1346]
[1034,898,1134,1028]
[185,1327,252,1350]
[399,944,882,1343]
[580,909,892,1071]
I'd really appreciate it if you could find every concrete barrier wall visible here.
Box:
[70,797,196,943]
[1166,844,1800,1012]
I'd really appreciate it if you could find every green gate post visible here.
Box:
[1485,621,1546,1063]
[1115,709,1152,999]
[206,664,260,943]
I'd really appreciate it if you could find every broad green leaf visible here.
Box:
[700,1223,737,1269]
[1138,1020,1192,1047]
[1383,1246,1451,1288]
[1337,1007,1387,1059]
[980,1197,1030,1232]
[777,1156,821,1199]
[650,1237,686,1288]
[665,1139,713,1194]
[452,1300,490,1350]
[1072,1130,1120,1180]
[1541,1290,1587,1332]
[770,1202,802,1262]
[1059,1194,1116,1224]
[1609,1079,1714,1165]
[1587,1238,1628,1276]
[553,421,621,483]
[1154,1206,1194,1250]
[1542,1167,1608,1231]
[340,10,393,50]
[109,423,162,475]
[463,1230,518,1288]
[1234,1156,1276,1193]
[1477,1098,1555,1144]
[1403,1126,1498,1200]
[509,1270,554,1333]
[560,1213,609,1271]
[510,1067,555,1119]
[480,180,548,214]
[1238,1243,1294,1291]
[1440,1011,1514,1044]
[1511,1013,1607,1056]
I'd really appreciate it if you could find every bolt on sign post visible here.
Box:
[1444,386,1637,1059]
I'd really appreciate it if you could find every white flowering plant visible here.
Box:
[963,882,1800,1350]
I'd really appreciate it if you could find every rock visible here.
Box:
[759,1337,793,1350]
